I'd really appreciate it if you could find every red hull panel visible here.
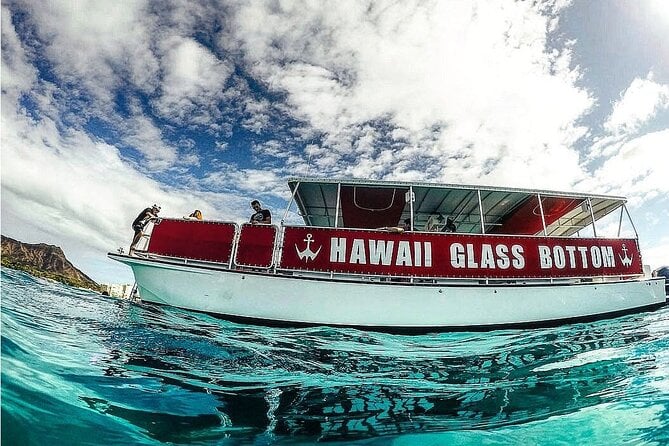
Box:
[235,224,277,268]
[147,219,236,264]
[146,220,643,279]
[281,227,642,278]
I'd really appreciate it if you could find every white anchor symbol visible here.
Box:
[295,233,322,262]
[619,244,633,267]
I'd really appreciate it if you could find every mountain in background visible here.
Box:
[1,235,101,291]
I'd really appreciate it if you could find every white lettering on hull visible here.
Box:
[451,243,525,269]
[538,245,617,269]
[329,237,618,271]
[330,238,433,267]
[330,237,347,263]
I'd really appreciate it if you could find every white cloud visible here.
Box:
[228,0,593,190]
[1,5,38,106]
[586,74,669,164]
[6,0,595,191]
[642,237,669,271]
[154,37,233,122]
[201,166,285,199]
[577,129,669,200]
[16,0,160,107]
[604,74,669,136]
[122,110,180,171]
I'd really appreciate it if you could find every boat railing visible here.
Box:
[135,218,644,284]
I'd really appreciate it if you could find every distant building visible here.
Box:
[100,283,134,299]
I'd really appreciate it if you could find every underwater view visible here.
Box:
[2,266,669,445]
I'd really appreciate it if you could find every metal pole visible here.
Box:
[587,197,597,237]
[409,185,414,231]
[617,204,624,237]
[230,223,240,269]
[334,182,341,228]
[537,193,547,236]
[623,204,639,238]
[477,189,486,234]
[272,226,281,274]
[281,181,301,225]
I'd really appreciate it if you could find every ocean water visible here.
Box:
[2,266,669,445]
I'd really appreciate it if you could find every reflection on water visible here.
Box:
[2,266,668,444]
[89,321,658,441]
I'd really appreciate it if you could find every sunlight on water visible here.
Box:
[2,266,669,445]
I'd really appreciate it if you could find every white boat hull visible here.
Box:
[111,254,667,330]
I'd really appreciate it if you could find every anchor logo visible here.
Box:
[619,244,634,267]
[295,233,322,262]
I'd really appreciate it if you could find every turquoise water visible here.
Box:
[2,266,669,445]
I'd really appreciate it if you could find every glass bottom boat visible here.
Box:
[109,178,667,331]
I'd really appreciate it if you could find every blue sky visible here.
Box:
[2,0,668,284]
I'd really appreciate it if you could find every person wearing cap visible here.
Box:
[129,204,161,254]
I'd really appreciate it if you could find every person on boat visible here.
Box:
[250,200,271,224]
[129,204,161,255]
[425,214,444,231]
[442,217,457,232]
[185,209,203,220]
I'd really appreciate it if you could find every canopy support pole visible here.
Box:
[623,204,638,238]
[281,181,301,225]
[587,197,598,237]
[409,186,414,231]
[334,183,341,228]
[477,189,486,234]
[537,193,547,236]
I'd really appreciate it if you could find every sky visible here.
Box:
[2,0,668,284]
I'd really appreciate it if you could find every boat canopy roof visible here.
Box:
[287,178,628,237]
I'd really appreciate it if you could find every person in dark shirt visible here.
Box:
[129,204,161,254]
[250,200,271,224]
[442,216,457,232]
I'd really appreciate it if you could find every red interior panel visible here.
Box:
[491,197,583,235]
[340,186,407,229]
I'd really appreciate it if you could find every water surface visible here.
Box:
[2,267,669,444]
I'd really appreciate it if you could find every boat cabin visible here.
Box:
[286,178,632,237]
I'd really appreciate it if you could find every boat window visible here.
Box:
[410,187,483,234]
[575,202,635,238]
[292,182,340,227]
